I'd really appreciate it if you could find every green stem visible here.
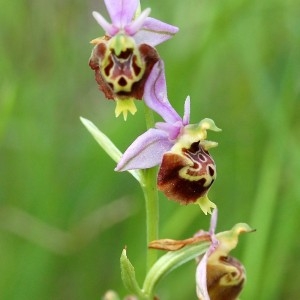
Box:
[144,102,155,129]
[142,104,159,270]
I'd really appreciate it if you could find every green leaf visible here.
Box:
[80,117,142,183]
[120,248,145,298]
[142,241,210,297]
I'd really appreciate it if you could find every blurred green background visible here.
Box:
[0,0,299,299]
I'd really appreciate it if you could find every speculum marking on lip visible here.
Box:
[157,142,216,205]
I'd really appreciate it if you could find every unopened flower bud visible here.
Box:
[103,290,120,300]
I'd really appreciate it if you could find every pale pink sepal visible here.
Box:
[115,128,173,171]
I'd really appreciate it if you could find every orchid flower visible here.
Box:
[196,209,253,300]
[115,61,221,214]
[89,0,179,120]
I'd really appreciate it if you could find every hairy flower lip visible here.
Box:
[157,142,217,207]
[216,255,246,283]
[89,38,160,119]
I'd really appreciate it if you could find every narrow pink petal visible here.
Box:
[104,0,138,28]
[196,252,210,300]
[92,11,118,36]
[133,17,179,47]
[115,128,172,171]
[207,208,219,254]
[183,96,190,125]
[125,8,151,36]
[144,61,181,124]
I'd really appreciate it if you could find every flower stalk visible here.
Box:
[142,104,159,270]
[142,166,159,270]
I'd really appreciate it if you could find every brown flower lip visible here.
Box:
[206,256,246,300]
[89,36,160,101]
[157,141,216,205]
